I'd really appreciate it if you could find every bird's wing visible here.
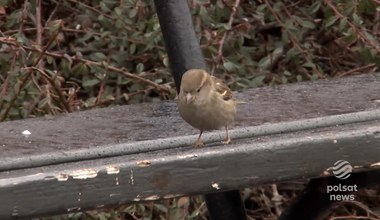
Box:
[211,76,233,101]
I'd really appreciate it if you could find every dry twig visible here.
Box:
[211,0,241,75]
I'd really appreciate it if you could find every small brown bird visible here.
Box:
[178,69,237,147]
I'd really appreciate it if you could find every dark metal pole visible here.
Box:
[154,1,247,219]
[153,0,206,93]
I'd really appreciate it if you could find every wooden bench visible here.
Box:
[1,73,380,219]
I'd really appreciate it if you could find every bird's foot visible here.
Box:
[221,138,231,145]
[193,139,204,147]
[222,126,231,145]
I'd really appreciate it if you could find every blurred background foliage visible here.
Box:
[0,0,379,121]
[0,0,380,219]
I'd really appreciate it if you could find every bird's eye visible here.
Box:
[196,88,201,93]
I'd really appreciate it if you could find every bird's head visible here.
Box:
[179,69,212,104]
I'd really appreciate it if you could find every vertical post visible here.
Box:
[153,0,206,93]
[154,1,247,219]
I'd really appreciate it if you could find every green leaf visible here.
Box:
[154,204,168,213]
[136,63,144,73]
[100,2,110,13]
[72,63,89,76]
[223,61,236,71]
[360,47,374,64]
[155,78,162,83]
[82,79,100,87]
[15,33,28,44]
[342,29,357,44]
[0,0,9,7]
[303,61,316,69]
[83,97,97,108]
[309,1,321,14]
[352,13,362,27]
[257,4,267,12]
[77,32,93,43]
[88,64,103,74]
[339,17,348,31]
[301,20,315,29]
[281,75,288,83]
[153,23,160,31]
[250,75,266,87]
[364,31,378,45]
[129,8,137,18]
[163,56,169,67]
[91,52,107,61]
[310,73,319,80]
[199,6,210,23]
[283,70,292,76]
[273,46,284,57]
[47,20,62,33]
[358,0,376,14]
[100,31,112,38]
[284,19,297,31]
[343,2,354,15]
[282,30,289,45]
[129,43,136,54]
[6,10,22,28]
[258,56,271,70]
[285,47,301,62]
[60,60,71,77]
[215,23,230,30]
[273,2,284,12]
[294,16,315,29]
[114,7,122,16]
[46,56,54,65]
[44,69,56,77]
[325,16,339,28]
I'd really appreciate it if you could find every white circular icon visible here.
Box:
[332,160,352,180]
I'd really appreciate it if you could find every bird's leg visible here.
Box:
[221,126,231,145]
[193,131,204,147]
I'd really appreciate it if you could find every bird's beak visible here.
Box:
[186,93,193,104]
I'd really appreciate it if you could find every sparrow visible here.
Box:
[177,69,237,147]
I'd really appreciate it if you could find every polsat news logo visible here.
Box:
[332,160,352,179]
[327,160,357,201]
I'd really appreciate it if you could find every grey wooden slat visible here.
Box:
[1,120,380,219]
[0,73,379,159]
[1,109,380,172]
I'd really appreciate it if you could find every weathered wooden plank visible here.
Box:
[2,108,380,172]
[0,73,380,219]
[1,73,379,166]
[1,119,380,219]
